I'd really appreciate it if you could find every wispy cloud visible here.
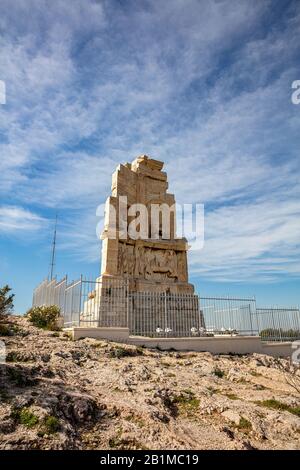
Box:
[189,197,300,282]
[0,0,299,286]
[0,206,46,233]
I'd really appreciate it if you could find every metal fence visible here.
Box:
[129,291,205,337]
[33,276,81,326]
[80,277,128,328]
[256,307,300,342]
[32,277,300,341]
[33,276,128,328]
[199,296,258,336]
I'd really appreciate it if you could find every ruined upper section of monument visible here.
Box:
[100,155,194,293]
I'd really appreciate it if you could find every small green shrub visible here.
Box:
[109,436,120,448]
[0,323,11,336]
[42,415,60,434]
[173,390,200,415]
[108,427,123,448]
[260,328,300,340]
[237,417,252,432]
[26,305,61,330]
[124,415,146,428]
[224,393,239,400]
[0,323,26,337]
[213,367,225,378]
[0,285,14,317]
[12,408,39,428]
[12,324,27,336]
[6,352,19,362]
[109,347,128,358]
[135,346,144,356]
[6,351,35,363]
[109,347,139,358]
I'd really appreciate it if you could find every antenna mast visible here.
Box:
[49,213,58,280]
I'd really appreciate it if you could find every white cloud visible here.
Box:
[190,198,300,282]
[0,0,299,285]
[0,206,47,233]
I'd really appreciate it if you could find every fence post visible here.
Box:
[253,297,259,336]
[278,310,282,342]
[249,303,253,336]
[271,308,276,341]
[63,275,67,323]
[78,274,83,327]
[126,279,129,330]
[164,291,167,338]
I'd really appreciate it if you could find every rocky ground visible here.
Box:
[0,315,299,450]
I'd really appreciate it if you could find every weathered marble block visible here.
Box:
[100,154,195,294]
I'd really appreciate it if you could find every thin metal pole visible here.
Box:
[164,291,167,338]
[49,213,58,281]
[249,303,253,336]
[79,274,83,327]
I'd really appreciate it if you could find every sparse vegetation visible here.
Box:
[213,367,225,378]
[260,328,300,341]
[42,415,60,434]
[135,346,144,356]
[26,305,61,330]
[173,390,200,415]
[2,314,300,450]
[237,377,248,384]
[224,392,239,400]
[6,366,38,387]
[0,323,11,336]
[6,351,35,363]
[109,347,131,358]
[161,361,172,368]
[0,322,26,337]
[0,285,14,318]
[166,372,176,378]
[12,408,39,428]
[236,417,252,432]
[108,427,123,448]
[273,359,300,396]
[6,352,20,362]
[0,285,15,337]
[124,415,146,428]
[206,386,220,395]
[255,399,300,417]
[250,370,262,377]
[108,346,142,358]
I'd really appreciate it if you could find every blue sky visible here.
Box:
[0,0,300,313]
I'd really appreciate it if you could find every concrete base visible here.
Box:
[64,327,293,358]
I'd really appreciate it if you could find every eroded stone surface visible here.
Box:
[0,315,299,450]
[100,155,193,293]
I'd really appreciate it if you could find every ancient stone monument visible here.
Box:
[83,155,202,335]
[100,154,194,294]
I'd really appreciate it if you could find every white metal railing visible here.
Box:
[32,278,300,341]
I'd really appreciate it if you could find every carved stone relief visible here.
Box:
[118,243,187,282]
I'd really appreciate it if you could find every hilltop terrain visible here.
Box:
[0,315,299,450]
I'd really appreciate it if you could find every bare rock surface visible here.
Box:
[0,315,299,450]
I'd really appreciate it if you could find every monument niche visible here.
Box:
[82,155,202,335]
